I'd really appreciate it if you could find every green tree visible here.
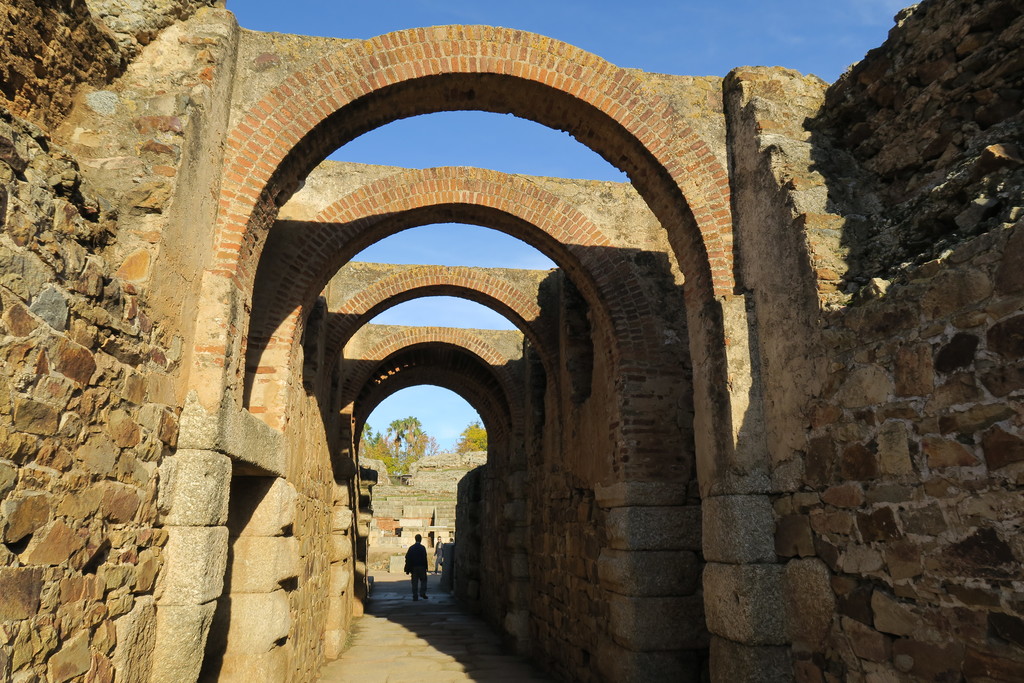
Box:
[360,418,440,476]
[455,421,488,454]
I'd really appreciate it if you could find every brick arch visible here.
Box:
[194,25,733,407]
[353,356,515,451]
[341,329,525,445]
[323,264,553,376]
[246,166,659,412]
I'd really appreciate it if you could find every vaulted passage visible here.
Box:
[6,3,1024,683]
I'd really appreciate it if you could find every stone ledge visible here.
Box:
[178,391,285,475]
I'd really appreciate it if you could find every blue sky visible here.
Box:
[230,0,907,450]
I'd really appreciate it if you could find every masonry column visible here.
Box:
[695,295,793,681]
[150,450,232,682]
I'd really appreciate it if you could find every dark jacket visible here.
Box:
[404,541,428,571]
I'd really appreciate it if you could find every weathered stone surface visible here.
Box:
[113,596,156,683]
[13,396,60,435]
[23,519,86,566]
[150,602,216,683]
[821,482,864,508]
[871,590,919,636]
[891,638,964,679]
[606,505,701,551]
[876,421,913,475]
[157,526,228,605]
[217,649,290,682]
[988,314,1024,359]
[606,593,706,651]
[228,476,296,537]
[29,287,69,331]
[158,450,231,526]
[595,640,704,683]
[221,591,290,653]
[597,549,700,597]
[857,507,903,542]
[0,567,43,619]
[894,344,933,396]
[784,558,834,647]
[702,495,775,564]
[229,536,299,593]
[709,637,791,683]
[842,616,890,662]
[775,514,815,558]
[0,491,51,543]
[836,365,892,408]
[99,481,141,524]
[47,630,91,683]
[704,562,786,645]
[982,426,1024,470]
[922,436,978,468]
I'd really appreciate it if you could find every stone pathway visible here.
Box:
[317,572,555,683]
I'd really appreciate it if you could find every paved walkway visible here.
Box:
[317,572,555,683]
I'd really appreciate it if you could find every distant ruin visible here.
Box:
[0,1,1022,681]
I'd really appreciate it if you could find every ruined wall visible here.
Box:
[724,1,1024,680]
[0,88,179,683]
[789,221,1024,682]
[1,0,220,129]
[814,0,1024,286]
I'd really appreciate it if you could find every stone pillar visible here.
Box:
[150,450,232,683]
[204,476,298,682]
[595,483,706,682]
[696,297,793,681]
[323,483,356,659]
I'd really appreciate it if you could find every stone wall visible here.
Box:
[814,0,1024,287]
[786,220,1024,681]
[0,99,178,682]
[722,1,1024,679]
[0,0,221,129]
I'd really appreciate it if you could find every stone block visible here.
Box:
[841,616,890,662]
[331,506,353,532]
[606,505,701,551]
[158,450,231,526]
[229,536,298,593]
[0,492,51,543]
[222,591,290,653]
[607,593,707,650]
[150,602,216,683]
[784,558,834,647]
[775,514,815,558]
[702,495,775,564]
[0,567,43,619]
[836,365,892,408]
[113,596,156,683]
[22,519,85,566]
[709,637,792,683]
[177,393,285,474]
[594,637,704,683]
[47,630,90,682]
[871,590,919,636]
[329,564,352,596]
[595,481,688,508]
[157,526,228,605]
[218,648,290,683]
[703,562,787,645]
[598,548,700,596]
[229,477,296,537]
[330,532,353,562]
[877,421,913,475]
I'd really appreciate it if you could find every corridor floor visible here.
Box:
[317,572,556,683]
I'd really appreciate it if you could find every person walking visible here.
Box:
[404,534,429,600]
[434,538,444,575]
